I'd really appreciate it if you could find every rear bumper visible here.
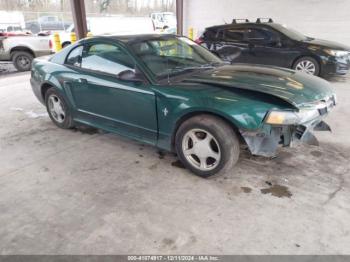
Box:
[30,77,45,105]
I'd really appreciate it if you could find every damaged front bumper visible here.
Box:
[240,120,331,157]
[240,97,336,157]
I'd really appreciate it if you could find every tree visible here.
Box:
[100,0,111,13]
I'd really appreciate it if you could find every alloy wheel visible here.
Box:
[48,94,66,123]
[182,128,221,171]
[295,60,316,75]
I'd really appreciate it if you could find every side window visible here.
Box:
[247,28,279,46]
[81,43,135,75]
[247,29,270,41]
[203,29,217,41]
[66,45,83,67]
[223,28,245,42]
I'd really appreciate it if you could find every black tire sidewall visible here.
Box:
[175,116,240,178]
[12,52,33,72]
[293,56,320,76]
[45,88,73,129]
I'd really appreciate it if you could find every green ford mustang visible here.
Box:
[30,34,336,177]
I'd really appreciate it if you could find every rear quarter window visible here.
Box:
[203,29,218,40]
[65,45,83,67]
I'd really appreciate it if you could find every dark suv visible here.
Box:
[196,18,350,76]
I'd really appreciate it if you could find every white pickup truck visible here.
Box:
[52,16,155,51]
[0,35,52,71]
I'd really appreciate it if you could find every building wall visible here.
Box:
[183,0,350,45]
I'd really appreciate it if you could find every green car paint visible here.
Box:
[30,34,336,157]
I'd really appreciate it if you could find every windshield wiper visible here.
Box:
[171,62,222,73]
[168,65,211,75]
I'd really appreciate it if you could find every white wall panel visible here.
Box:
[184,0,350,45]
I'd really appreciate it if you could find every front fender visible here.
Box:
[155,90,273,151]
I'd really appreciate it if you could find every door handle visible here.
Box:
[77,78,88,84]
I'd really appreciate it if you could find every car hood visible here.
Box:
[302,38,350,51]
[183,64,335,107]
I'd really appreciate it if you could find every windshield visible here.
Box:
[129,36,223,79]
[270,24,310,41]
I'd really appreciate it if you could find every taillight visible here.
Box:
[49,39,53,49]
[195,37,204,45]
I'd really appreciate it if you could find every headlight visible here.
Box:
[324,49,349,57]
[265,110,299,125]
[265,109,320,125]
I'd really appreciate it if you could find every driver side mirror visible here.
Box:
[117,70,145,83]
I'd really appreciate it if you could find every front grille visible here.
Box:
[318,107,328,116]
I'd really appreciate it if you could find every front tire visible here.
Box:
[293,56,320,76]
[175,115,240,178]
[45,88,74,129]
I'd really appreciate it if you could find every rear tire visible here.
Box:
[45,88,74,129]
[12,51,33,72]
[175,115,240,178]
[293,56,320,76]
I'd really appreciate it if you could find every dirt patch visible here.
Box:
[261,184,292,198]
[241,187,252,193]
[161,238,177,250]
[148,163,158,170]
[311,150,323,157]
[72,125,99,135]
[171,160,185,169]
[158,150,166,159]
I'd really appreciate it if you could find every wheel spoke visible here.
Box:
[189,131,199,144]
[184,147,195,156]
[57,103,65,116]
[199,157,207,169]
[207,150,220,160]
[57,113,63,122]
[203,132,213,144]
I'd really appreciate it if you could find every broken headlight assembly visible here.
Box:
[265,95,336,126]
[265,109,320,125]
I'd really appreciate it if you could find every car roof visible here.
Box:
[206,22,278,31]
[94,34,178,43]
